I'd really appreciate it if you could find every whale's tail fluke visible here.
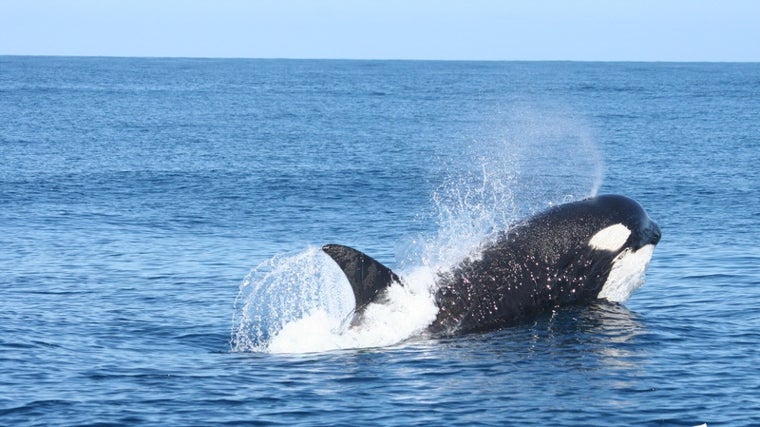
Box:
[322,244,402,312]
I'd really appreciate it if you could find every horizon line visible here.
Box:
[2,53,759,64]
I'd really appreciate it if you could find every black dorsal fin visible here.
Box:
[322,244,401,309]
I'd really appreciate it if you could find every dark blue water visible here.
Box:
[1,57,759,426]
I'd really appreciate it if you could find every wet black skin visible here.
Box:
[323,195,661,335]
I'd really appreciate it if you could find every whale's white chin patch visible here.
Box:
[597,244,656,303]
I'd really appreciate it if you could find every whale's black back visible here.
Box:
[323,195,660,336]
[431,195,657,334]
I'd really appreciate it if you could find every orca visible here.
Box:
[322,194,661,335]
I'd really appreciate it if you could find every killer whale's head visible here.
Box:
[584,195,661,302]
[583,194,661,253]
[513,194,661,302]
[547,194,662,255]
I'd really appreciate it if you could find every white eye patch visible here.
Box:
[588,223,631,252]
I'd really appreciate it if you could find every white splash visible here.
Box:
[401,104,605,273]
[474,104,605,209]
[230,247,355,353]
[267,281,438,354]
[230,248,438,354]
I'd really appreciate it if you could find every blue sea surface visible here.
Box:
[1,57,759,426]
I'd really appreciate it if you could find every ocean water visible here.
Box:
[1,57,758,426]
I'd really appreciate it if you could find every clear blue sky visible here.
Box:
[1,0,758,61]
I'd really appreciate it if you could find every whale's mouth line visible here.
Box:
[631,220,661,250]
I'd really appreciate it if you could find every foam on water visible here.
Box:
[231,107,606,354]
[230,248,438,354]
[229,247,355,353]
[268,281,438,353]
